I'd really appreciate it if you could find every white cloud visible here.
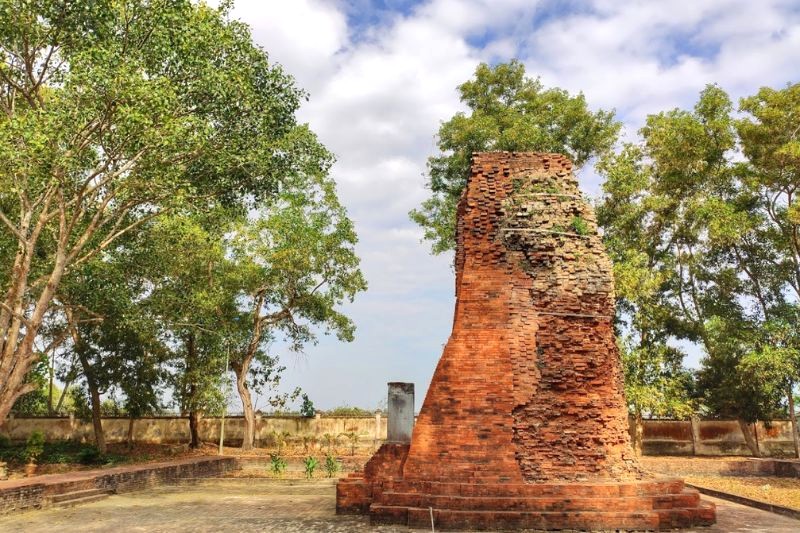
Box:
[223,0,800,409]
[228,0,348,95]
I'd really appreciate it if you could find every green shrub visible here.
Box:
[570,216,590,235]
[47,452,72,464]
[0,434,10,449]
[269,453,287,476]
[303,456,318,479]
[25,431,45,463]
[323,454,340,478]
[77,446,105,465]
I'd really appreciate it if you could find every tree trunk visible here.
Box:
[54,377,73,414]
[185,333,202,449]
[632,413,644,456]
[77,349,106,454]
[738,418,761,457]
[235,363,255,451]
[127,416,135,451]
[48,351,55,415]
[87,379,106,454]
[788,386,800,459]
[189,410,202,449]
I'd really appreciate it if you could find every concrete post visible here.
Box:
[387,382,414,444]
[690,416,701,456]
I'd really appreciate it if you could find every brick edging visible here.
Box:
[0,455,237,515]
[686,483,800,521]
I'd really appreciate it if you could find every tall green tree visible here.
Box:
[0,0,328,424]
[227,172,367,450]
[140,212,238,449]
[598,83,800,456]
[597,144,696,453]
[410,60,620,253]
[57,249,166,453]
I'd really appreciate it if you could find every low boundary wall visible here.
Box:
[641,419,796,457]
[1,415,796,456]
[2,414,387,449]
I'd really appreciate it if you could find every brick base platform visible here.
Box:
[338,444,715,530]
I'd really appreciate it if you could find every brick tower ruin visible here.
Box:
[337,152,716,530]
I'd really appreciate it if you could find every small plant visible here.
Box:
[280,431,292,452]
[322,433,339,453]
[24,431,45,464]
[303,456,319,479]
[269,452,287,476]
[570,216,590,236]
[269,430,291,453]
[342,432,359,455]
[323,453,340,478]
[302,435,317,454]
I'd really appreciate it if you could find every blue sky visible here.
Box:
[217,0,800,412]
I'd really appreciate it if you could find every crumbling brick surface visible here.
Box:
[403,152,637,483]
[337,152,715,529]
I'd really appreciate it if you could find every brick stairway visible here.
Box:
[52,488,114,508]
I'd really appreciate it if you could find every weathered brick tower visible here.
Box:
[337,152,716,530]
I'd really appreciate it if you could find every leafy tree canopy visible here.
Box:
[410,60,621,253]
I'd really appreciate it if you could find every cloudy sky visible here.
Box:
[219,0,800,412]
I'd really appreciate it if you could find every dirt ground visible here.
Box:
[641,455,800,511]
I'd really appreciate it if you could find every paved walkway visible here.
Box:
[0,478,797,532]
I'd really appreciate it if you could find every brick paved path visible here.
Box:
[0,478,797,532]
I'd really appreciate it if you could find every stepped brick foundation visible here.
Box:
[337,152,715,530]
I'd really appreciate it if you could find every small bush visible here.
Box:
[269,453,287,476]
[570,216,590,235]
[77,446,105,465]
[303,456,318,479]
[0,434,10,449]
[323,454,340,478]
[25,431,45,463]
[47,452,72,464]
